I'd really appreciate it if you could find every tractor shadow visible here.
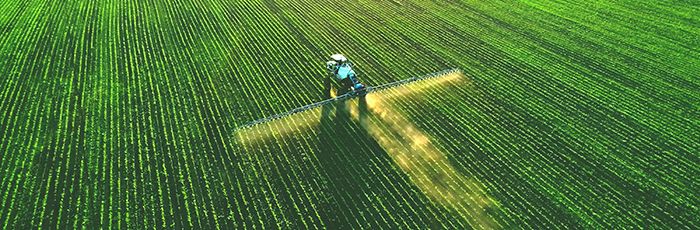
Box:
[316,77,364,228]
[316,78,382,228]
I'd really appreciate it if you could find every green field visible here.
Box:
[1,0,699,228]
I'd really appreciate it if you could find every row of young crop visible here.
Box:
[95,0,126,228]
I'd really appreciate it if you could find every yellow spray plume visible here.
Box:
[342,72,501,229]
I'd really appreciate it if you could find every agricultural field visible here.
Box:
[1,0,699,228]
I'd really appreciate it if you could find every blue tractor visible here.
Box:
[325,54,366,97]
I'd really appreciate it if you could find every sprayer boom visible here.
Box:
[233,69,460,131]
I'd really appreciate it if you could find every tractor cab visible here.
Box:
[325,54,365,94]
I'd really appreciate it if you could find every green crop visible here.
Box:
[1,0,698,229]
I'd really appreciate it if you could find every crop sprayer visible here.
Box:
[233,54,459,131]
